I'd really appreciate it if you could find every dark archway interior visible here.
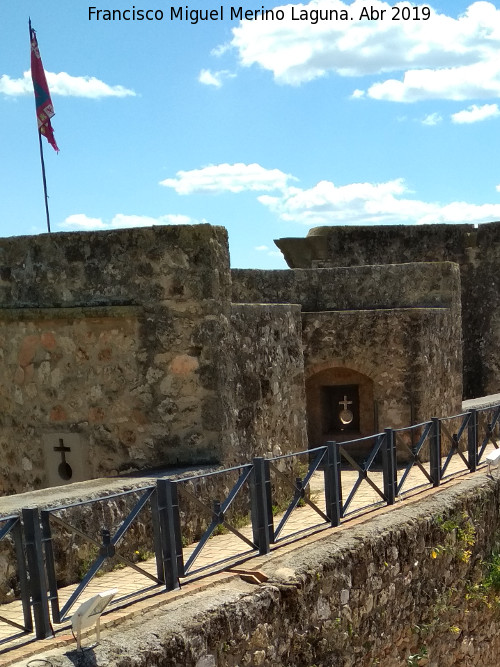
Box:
[321,384,360,434]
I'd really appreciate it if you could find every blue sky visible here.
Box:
[2,0,500,268]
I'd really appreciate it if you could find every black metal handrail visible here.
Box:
[179,464,257,576]
[35,484,163,630]
[269,446,330,542]
[154,462,269,589]
[440,411,474,478]
[338,432,393,516]
[1,403,499,645]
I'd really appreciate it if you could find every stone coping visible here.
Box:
[463,393,500,410]
[301,306,448,314]
[0,465,220,517]
[0,305,141,321]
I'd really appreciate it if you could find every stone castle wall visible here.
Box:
[275,222,500,399]
[228,304,307,464]
[0,224,469,495]
[232,263,462,446]
[302,307,461,445]
[0,226,310,495]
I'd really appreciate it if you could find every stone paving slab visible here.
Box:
[0,443,498,663]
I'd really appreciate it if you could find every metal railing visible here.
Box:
[394,421,434,496]
[338,432,394,516]
[159,463,261,583]
[0,515,32,643]
[0,403,499,644]
[268,446,332,542]
[439,411,476,479]
[20,484,165,639]
[477,404,500,464]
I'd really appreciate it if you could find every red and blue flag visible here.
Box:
[30,24,59,152]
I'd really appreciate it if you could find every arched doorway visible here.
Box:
[305,366,375,448]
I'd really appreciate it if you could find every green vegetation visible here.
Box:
[211,511,250,537]
[483,550,500,592]
[430,511,476,563]
[133,548,154,562]
[77,546,99,581]
[407,647,428,666]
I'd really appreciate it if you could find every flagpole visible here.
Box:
[29,18,52,234]
[38,130,51,233]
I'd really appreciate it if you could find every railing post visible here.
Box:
[156,479,183,591]
[11,520,33,632]
[150,487,165,584]
[383,429,397,505]
[250,457,273,554]
[99,528,115,558]
[22,508,52,639]
[294,477,304,505]
[430,417,441,487]
[40,510,61,624]
[467,409,478,473]
[324,442,342,526]
[213,500,224,526]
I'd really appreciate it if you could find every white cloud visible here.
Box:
[161,160,500,227]
[0,71,135,98]
[58,213,202,231]
[198,69,235,87]
[59,214,108,231]
[422,112,443,126]
[258,178,425,225]
[229,0,500,102]
[160,163,297,194]
[351,89,365,99]
[254,244,282,257]
[257,176,500,226]
[451,103,500,123]
[211,43,231,58]
[366,60,500,102]
[0,74,29,96]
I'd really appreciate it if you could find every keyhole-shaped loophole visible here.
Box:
[54,438,73,480]
[58,460,73,480]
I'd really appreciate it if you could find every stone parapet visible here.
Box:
[0,225,231,309]
[232,262,460,313]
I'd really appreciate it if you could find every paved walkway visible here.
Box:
[0,442,498,664]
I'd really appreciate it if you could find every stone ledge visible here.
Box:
[0,305,141,321]
[0,465,219,517]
